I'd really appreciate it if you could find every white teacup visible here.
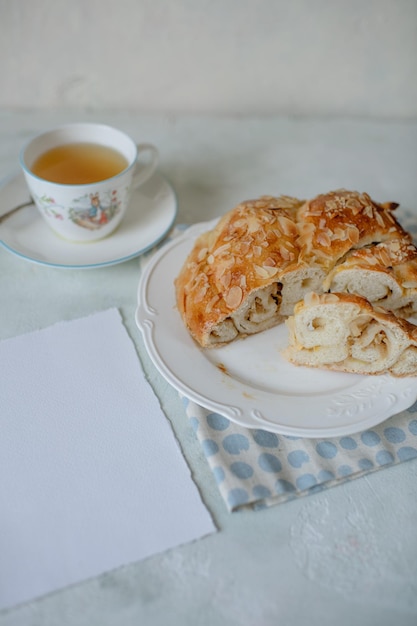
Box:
[19,123,159,243]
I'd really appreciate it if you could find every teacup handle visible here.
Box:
[132,143,159,187]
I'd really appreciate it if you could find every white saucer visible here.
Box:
[0,172,177,269]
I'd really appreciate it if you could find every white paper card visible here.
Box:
[0,309,215,610]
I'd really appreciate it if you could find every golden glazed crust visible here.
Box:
[296,189,405,268]
[175,189,410,348]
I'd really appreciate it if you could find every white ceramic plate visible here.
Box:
[0,173,177,268]
[136,220,417,438]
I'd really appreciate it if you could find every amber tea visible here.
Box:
[31,142,129,184]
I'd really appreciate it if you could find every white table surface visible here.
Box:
[1,109,416,626]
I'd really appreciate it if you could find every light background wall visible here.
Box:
[0,0,416,118]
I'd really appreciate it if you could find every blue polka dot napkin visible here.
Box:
[183,396,417,511]
[140,221,417,512]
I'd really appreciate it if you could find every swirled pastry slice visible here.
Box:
[280,189,404,311]
[323,238,417,317]
[174,195,304,347]
[283,292,417,377]
[280,190,406,315]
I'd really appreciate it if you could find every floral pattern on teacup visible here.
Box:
[34,194,65,220]
[69,189,121,231]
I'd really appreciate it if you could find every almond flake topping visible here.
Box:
[205,294,220,313]
[254,264,279,279]
[225,286,243,309]
[219,271,232,290]
[316,232,332,247]
[375,211,386,228]
[321,292,341,303]
[197,247,208,262]
[277,215,297,237]
[347,225,360,245]
[363,204,374,219]
[303,292,321,306]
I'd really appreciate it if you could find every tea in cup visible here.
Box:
[19,123,159,242]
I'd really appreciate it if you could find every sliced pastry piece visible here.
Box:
[323,237,417,317]
[283,292,417,377]
[175,195,304,347]
[279,189,406,315]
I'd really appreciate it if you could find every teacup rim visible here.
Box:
[19,122,138,188]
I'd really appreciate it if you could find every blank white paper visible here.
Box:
[0,309,215,610]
